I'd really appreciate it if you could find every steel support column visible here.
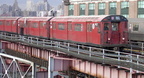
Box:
[32,63,36,78]
[50,57,54,78]
[0,53,36,78]
[0,42,2,78]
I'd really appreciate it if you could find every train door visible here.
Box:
[39,21,47,38]
[87,22,92,43]
[12,20,17,33]
[68,22,72,40]
[51,22,56,39]
[111,23,120,44]
[103,22,111,44]
[18,21,23,35]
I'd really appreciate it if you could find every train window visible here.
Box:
[0,21,3,25]
[75,24,83,31]
[68,23,72,31]
[112,23,118,31]
[58,23,65,30]
[40,22,46,28]
[6,21,10,26]
[133,24,139,31]
[33,23,38,28]
[104,23,109,30]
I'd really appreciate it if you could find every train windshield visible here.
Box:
[104,23,110,30]
[112,23,118,31]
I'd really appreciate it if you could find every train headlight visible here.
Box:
[108,38,110,40]
[122,38,125,40]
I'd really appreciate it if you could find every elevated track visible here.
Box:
[0,32,144,73]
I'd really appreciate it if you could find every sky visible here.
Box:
[0,0,62,10]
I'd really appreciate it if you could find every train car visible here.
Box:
[128,18,144,42]
[0,17,19,33]
[50,15,128,48]
[18,17,52,38]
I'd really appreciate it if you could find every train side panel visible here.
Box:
[69,22,87,43]
[11,19,18,33]
[18,17,52,38]
[39,21,49,38]
[51,22,68,40]
[0,19,4,32]
[5,20,12,33]
[128,18,144,41]
[2,17,19,34]
[29,21,40,37]
[86,22,101,45]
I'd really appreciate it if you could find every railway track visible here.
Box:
[1,32,144,71]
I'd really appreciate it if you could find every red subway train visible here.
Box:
[0,15,128,49]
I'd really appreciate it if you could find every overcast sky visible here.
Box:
[0,0,62,10]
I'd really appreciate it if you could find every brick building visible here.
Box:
[64,0,144,18]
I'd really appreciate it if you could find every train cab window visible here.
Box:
[112,23,118,31]
[75,24,83,31]
[104,23,109,30]
[33,23,38,28]
[68,23,72,31]
[0,21,3,25]
[133,24,139,31]
[58,23,65,30]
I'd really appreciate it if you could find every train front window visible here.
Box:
[104,23,109,30]
[112,23,118,31]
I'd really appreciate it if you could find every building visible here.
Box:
[12,0,23,16]
[0,4,9,14]
[36,0,51,11]
[26,0,34,11]
[0,4,11,16]
[64,0,144,18]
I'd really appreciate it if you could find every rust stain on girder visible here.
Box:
[70,67,105,78]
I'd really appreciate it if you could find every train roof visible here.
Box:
[51,15,128,22]
[18,17,52,21]
[0,17,20,20]
[128,18,144,22]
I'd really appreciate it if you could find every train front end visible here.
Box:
[101,15,128,48]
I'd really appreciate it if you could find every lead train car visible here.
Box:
[50,15,128,48]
